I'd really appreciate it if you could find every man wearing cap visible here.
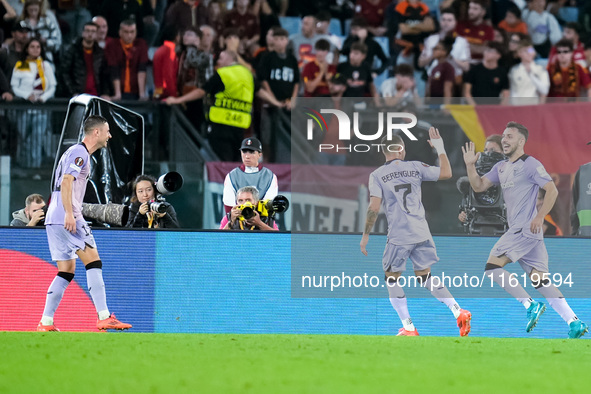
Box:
[0,21,31,80]
[222,137,278,214]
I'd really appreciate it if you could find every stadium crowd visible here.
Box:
[0,0,589,165]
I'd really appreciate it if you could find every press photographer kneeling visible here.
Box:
[126,175,180,228]
[221,186,289,231]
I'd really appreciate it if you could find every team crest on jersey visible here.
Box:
[75,157,84,167]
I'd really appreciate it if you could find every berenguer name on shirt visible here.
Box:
[381,170,420,183]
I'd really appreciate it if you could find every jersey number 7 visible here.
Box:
[394,183,412,213]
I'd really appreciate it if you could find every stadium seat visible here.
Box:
[343,19,351,37]
[280,16,301,36]
[329,18,342,36]
[558,7,579,23]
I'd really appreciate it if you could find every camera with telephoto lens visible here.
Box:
[149,196,171,214]
[238,202,256,221]
[458,151,507,235]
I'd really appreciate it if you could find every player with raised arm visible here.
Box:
[360,128,472,337]
[462,121,588,338]
[37,115,132,332]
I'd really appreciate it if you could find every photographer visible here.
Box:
[458,135,503,223]
[221,186,278,231]
[126,175,179,229]
[10,193,46,226]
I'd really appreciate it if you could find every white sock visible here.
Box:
[423,276,462,318]
[98,310,110,320]
[41,315,53,326]
[402,318,415,331]
[387,279,414,330]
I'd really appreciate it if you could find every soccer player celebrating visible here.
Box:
[37,115,132,332]
[462,121,588,338]
[360,127,472,336]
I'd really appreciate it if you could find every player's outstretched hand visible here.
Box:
[427,127,446,155]
[360,234,369,256]
[530,216,544,234]
[462,142,480,166]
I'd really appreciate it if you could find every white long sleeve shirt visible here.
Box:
[11,59,57,102]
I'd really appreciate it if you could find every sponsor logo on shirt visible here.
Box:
[501,181,515,189]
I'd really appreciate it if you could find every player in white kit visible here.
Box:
[37,115,132,332]
[361,127,472,336]
[463,121,587,338]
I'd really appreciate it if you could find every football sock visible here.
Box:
[536,284,577,324]
[486,267,532,308]
[42,274,71,324]
[86,268,110,319]
[387,280,415,330]
[423,277,462,318]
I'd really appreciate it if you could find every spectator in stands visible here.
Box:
[341,17,389,77]
[222,137,278,213]
[165,50,283,162]
[508,38,550,104]
[91,16,109,49]
[11,37,55,102]
[497,3,528,35]
[419,8,471,78]
[547,38,591,98]
[337,41,378,99]
[10,193,45,226]
[100,0,145,40]
[253,24,276,70]
[548,22,586,68]
[55,0,92,44]
[126,174,180,228]
[464,41,510,105]
[221,28,254,71]
[354,0,389,36]
[0,0,17,43]
[258,27,299,163]
[60,22,110,99]
[425,38,455,104]
[522,0,561,58]
[176,27,210,130]
[505,32,528,69]
[105,19,149,101]
[199,25,216,81]
[288,15,332,69]
[380,63,421,109]
[163,0,208,38]
[152,25,179,100]
[0,21,30,80]
[394,0,435,67]
[258,0,281,48]
[455,0,494,63]
[11,37,56,168]
[224,0,260,57]
[302,39,337,97]
[18,0,61,64]
[315,10,343,60]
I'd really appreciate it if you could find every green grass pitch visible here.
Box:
[1,332,590,393]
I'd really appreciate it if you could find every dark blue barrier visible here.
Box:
[0,228,589,338]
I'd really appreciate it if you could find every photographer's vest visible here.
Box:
[228,167,274,200]
[574,163,591,235]
[208,64,254,129]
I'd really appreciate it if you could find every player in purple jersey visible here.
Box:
[361,128,472,337]
[37,115,132,332]
[463,121,588,338]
